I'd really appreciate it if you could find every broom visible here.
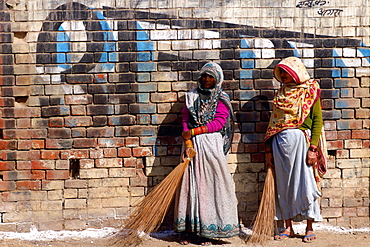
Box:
[246,166,276,243]
[111,148,196,247]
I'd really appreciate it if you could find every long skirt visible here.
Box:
[174,132,239,238]
[272,128,323,222]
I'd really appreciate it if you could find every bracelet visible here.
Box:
[191,125,208,136]
[184,139,193,148]
[308,146,317,152]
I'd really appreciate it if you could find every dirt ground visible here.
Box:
[0,226,369,247]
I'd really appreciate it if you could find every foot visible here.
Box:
[199,237,212,246]
[179,233,193,245]
[303,230,316,243]
[179,239,190,245]
[274,229,294,240]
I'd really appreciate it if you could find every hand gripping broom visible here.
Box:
[246,166,277,243]
[111,148,196,247]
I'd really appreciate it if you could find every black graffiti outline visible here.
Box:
[296,0,328,8]
[318,8,344,17]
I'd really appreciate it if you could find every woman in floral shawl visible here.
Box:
[175,62,239,245]
[265,57,325,243]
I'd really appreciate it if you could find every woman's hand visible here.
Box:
[182,147,191,162]
[306,145,318,166]
[265,152,274,169]
[182,130,191,140]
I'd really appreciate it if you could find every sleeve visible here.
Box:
[310,100,323,146]
[206,100,229,133]
[181,103,190,131]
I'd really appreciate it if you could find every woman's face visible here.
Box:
[279,68,294,84]
[200,73,216,89]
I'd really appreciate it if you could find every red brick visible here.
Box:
[0,181,16,191]
[244,143,259,153]
[132,147,153,157]
[321,99,334,109]
[0,161,15,171]
[31,160,55,170]
[336,150,349,159]
[251,152,264,163]
[17,161,31,169]
[49,117,64,127]
[3,129,31,139]
[98,138,125,147]
[41,150,60,160]
[86,127,114,137]
[123,158,137,167]
[2,170,32,180]
[325,131,337,140]
[352,130,370,139]
[64,116,92,127]
[125,137,139,147]
[31,170,45,180]
[118,147,131,157]
[355,109,369,118]
[16,140,32,150]
[327,140,344,150]
[31,129,48,139]
[364,140,370,148]
[231,143,244,153]
[0,98,15,107]
[46,139,73,149]
[104,148,117,157]
[337,130,351,140]
[167,146,181,155]
[16,181,41,190]
[324,121,336,131]
[65,95,93,105]
[15,150,40,161]
[0,140,16,150]
[17,118,31,128]
[0,118,16,128]
[3,107,40,118]
[46,170,69,180]
[73,139,98,148]
[60,150,89,159]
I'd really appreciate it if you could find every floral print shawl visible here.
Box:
[265,57,320,141]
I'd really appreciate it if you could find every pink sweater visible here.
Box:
[182,100,229,132]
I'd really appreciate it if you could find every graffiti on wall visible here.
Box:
[35,2,369,85]
[296,0,344,16]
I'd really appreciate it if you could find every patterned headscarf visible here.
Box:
[185,62,234,153]
[187,62,224,126]
[265,57,320,141]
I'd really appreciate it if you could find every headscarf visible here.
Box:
[185,62,234,154]
[265,57,320,141]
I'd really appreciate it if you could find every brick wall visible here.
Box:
[0,0,369,231]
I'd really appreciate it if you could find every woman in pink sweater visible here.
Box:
[174,62,239,246]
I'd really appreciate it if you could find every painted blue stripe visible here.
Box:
[239,70,253,79]
[239,50,256,59]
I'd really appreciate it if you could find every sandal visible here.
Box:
[274,229,294,240]
[303,230,316,243]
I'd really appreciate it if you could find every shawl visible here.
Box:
[185,62,234,154]
[265,57,320,141]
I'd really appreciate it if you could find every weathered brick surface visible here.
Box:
[0,0,368,231]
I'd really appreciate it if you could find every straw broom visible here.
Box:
[246,166,276,243]
[111,148,196,247]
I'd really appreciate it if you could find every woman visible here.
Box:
[265,57,324,243]
[174,62,239,245]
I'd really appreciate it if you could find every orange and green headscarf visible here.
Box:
[265,57,320,141]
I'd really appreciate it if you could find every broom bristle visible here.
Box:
[247,167,276,243]
[111,149,196,247]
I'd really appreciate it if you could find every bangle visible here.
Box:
[308,146,317,152]
[191,129,195,136]
[184,139,193,148]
